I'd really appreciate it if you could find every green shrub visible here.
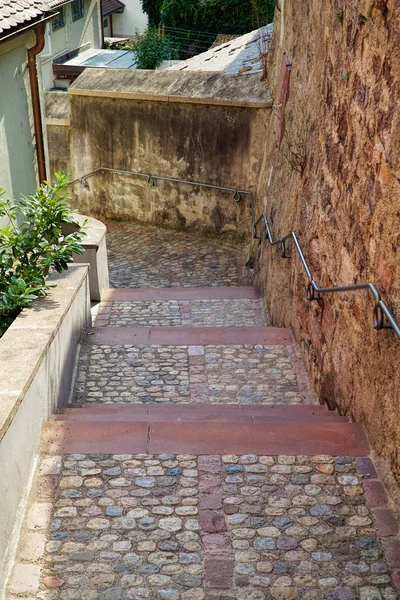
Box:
[131,27,178,69]
[0,173,86,336]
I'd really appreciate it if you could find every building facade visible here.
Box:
[41,0,103,90]
[103,0,147,40]
[0,0,55,225]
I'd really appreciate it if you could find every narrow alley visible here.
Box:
[7,222,399,600]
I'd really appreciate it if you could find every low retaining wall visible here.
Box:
[64,214,109,302]
[0,265,91,595]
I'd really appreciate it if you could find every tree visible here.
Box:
[141,0,275,36]
[140,0,163,26]
[157,0,275,59]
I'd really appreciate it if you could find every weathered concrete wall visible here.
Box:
[70,98,264,241]
[45,91,71,176]
[253,2,400,481]
[0,265,91,597]
[46,70,271,243]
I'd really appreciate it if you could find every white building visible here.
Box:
[102,0,147,40]
[41,0,103,90]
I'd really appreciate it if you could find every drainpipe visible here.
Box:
[27,22,47,183]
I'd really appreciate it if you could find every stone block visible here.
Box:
[10,563,41,594]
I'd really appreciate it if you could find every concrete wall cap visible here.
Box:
[68,68,273,107]
[63,214,107,249]
[0,264,89,442]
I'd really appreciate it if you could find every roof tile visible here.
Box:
[0,0,50,38]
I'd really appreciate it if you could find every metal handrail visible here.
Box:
[254,213,400,339]
[67,166,400,339]
[67,167,255,222]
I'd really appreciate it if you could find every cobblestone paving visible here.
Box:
[109,302,182,327]
[76,346,190,404]
[9,454,398,600]
[105,222,245,288]
[219,454,398,600]
[75,345,301,405]
[203,346,302,405]
[105,299,262,328]
[29,454,204,600]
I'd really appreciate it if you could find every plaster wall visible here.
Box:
[111,0,148,38]
[0,31,38,225]
[63,214,110,301]
[253,1,400,481]
[48,92,268,242]
[41,0,102,90]
[0,265,91,596]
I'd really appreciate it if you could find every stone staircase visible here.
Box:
[40,284,369,459]
[6,223,399,600]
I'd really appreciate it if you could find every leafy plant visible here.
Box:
[0,173,86,336]
[130,27,178,69]
[337,9,344,22]
[140,0,164,26]
[141,0,275,60]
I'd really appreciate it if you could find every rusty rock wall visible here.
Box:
[253,1,400,480]
[56,94,269,243]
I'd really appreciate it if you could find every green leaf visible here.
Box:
[0,171,87,336]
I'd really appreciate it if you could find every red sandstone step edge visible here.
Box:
[102,287,260,302]
[56,404,348,423]
[64,403,331,413]
[148,422,369,455]
[42,421,149,454]
[42,420,368,456]
[54,412,348,423]
[86,326,293,346]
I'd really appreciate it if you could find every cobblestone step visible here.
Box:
[42,420,368,456]
[55,404,349,423]
[95,297,265,328]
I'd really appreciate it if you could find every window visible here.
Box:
[72,0,85,21]
[103,17,108,28]
[52,6,65,30]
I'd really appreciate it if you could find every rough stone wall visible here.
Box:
[253,1,400,480]
[62,95,269,242]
